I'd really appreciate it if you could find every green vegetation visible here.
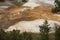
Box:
[12,0,28,6]
[22,0,28,3]
[39,20,50,40]
[55,24,60,40]
[0,20,60,40]
[14,2,23,6]
[0,29,32,40]
[52,0,60,13]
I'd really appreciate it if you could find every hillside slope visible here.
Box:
[0,6,60,29]
[22,6,60,21]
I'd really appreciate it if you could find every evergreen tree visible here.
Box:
[5,30,22,40]
[39,20,50,40]
[0,29,7,40]
[55,0,60,7]
[52,0,60,13]
[22,0,28,3]
[11,0,28,6]
[55,24,60,40]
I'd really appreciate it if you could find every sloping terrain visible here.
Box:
[0,6,60,29]
[5,6,60,21]
[22,6,60,21]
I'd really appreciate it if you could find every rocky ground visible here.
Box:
[0,6,60,30]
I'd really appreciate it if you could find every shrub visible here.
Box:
[0,29,32,40]
[6,30,21,40]
[22,0,28,3]
[22,32,32,40]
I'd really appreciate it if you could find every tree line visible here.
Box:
[0,20,60,40]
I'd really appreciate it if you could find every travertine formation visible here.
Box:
[0,5,60,32]
[4,6,60,33]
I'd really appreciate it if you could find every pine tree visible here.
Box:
[55,24,60,40]
[0,29,7,40]
[55,0,60,7]
[39,20,50,40]
[52,0,60,13]
[22,0,28,2]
